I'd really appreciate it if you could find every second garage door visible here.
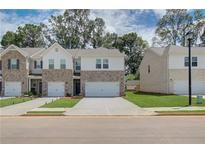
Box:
[48,82,65,97]
[85,82,120,97]
[173,80,205,95]
[5,82,21,96]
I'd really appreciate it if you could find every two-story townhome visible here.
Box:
[139,45,205,95]
[0,49,3,96]
[0,43,125,97]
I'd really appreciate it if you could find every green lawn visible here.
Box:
[124,91,205,107]
[0,97,33,107]
[26,111,64,116]
[40,98,80,108]
[156,110,205,116]
[158,110,205,113]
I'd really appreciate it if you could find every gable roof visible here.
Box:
[0,49,3,59]
[148,47,166,56]
[21,48,44,57]
[31,43,72,58]
[68,47,124,57]
[1,45,28,57]
[146,45,205,57]
[168,45,205,54]
[0,43,124,59]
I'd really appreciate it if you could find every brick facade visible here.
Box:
[2,50,28,95]
[42,69,73,96]
[81,71,125,96]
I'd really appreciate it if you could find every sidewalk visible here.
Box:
[0,97,58,116]
[29,108,69,112]
[146,106,205,112]
[0,97,13,100]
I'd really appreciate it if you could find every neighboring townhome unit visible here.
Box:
[139,45,205,95]
[1,43,125,97]
[0,49,3,96]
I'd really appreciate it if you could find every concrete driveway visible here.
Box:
[65,97,155,116]
[0,97,58,116]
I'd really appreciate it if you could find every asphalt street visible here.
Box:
[0,116,205,144]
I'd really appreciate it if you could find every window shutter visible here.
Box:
[17,59,20,69]
[40,60,43,68]
[8,59,11,69]
[34,61,37,69]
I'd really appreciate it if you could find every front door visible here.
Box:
[74,79,81,96]
[39,82,42,95]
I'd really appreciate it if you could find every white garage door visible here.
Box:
[5,82,21,96]
[48,82,65,97]
[174,81,205,95]
[85,82,120,97]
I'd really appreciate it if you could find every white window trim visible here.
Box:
[96,59,102,69]
[96,58,110,70]
[192,56,198,67]
[75,59,81,71]
[184,56,198,67]
[48,59,54,69]
[60,59,66,69]
[103,59,109,69]
[34,60,42,69]
[11,58,17,69]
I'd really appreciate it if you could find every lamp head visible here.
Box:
[186,31,194,40]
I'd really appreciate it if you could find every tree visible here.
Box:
[155,9,205,47]
[43,9,105,49]
[1,24,45,48]
[192,10,205,46]
[151,36,168,47]
[90,18,105,48]
[16,24,45,47]
[115,33,148,74]
[1,31,18,48]
[200,29,205,46]
[102,32,118,49]
[155,9,192,46]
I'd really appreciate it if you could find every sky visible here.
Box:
[0,9,205,45]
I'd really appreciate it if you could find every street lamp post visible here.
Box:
[186,31,193,106]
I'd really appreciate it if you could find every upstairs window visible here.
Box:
[96,59,101,69]
[184,57,189,67]
[48,59,54,69]
[34,60,43,69]
[192,57,198,67]
[184,57,198,67]
[60,59,66,69]
[103,59,109,69]
[40,60,43,69]
[9,59,19,70]
[75,59,81,71]
[34,60,37,69]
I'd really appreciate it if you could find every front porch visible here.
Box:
[28,75,42,96]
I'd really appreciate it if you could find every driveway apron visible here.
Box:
[0,97,58,116]
[65,97,155,116]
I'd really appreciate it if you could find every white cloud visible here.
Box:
[0,10,63,40]
[152,9,166,19]
[90,10,161,45]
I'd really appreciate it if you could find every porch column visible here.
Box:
[28,78,31,92]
